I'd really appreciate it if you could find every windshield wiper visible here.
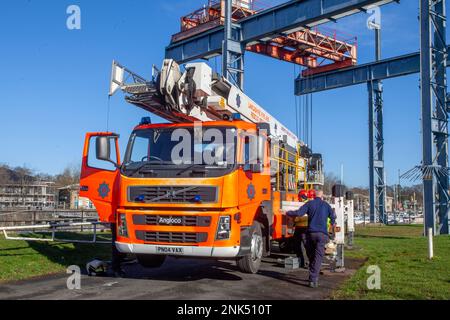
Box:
[176,164,209,176]
[125,161,167,176]
[176,164,197,176]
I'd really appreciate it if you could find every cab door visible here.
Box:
[237,132,271,213]
[79,132,121,223]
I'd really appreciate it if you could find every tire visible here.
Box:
[136,254,166,268]
[236,221,264,274]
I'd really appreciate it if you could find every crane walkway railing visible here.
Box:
[0,221,111,244]
[0,210,111,244]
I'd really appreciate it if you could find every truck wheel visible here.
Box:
[236,221,263,274]
[136,254,166,268]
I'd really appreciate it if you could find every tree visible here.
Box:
[0,164,34,184]
[54,164,81,187]
[14,166,34,183]
[0,164,11,184]
[351,186,369,196]
[323,172,341,195]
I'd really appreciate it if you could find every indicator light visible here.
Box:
[135,194,145,202]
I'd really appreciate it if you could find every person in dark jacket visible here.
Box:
[293,189,309,268]
[286,190,336,288]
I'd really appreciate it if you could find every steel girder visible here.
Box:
[295,46,450,95]
[368,80,386,223]
[369,28,386,224]
[223,0,245,90]
[165,0,397,64]
[295,1,450,235]
[420,0,449,235]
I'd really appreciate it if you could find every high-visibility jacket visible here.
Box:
[294,200,333,230]
[295,199,309,228]
[294,215,308,228]
[296,216,332,229]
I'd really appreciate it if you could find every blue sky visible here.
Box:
[0,0,447,187]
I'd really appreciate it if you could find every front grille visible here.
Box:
[135,231,208,243]
[128,186,217,203]
[133,215,211,227]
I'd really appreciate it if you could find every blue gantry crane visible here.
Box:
[296,0,449,235]
[165,0,450,235]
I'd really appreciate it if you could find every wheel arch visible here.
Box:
[255,201,272,255]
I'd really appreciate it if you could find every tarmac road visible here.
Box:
[0,255,362,300]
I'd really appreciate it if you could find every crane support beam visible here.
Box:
[165,0,397,64]
[223,0,245,90]
[368,27,385,225]
[295,47,450,95]
[420,0,449,236]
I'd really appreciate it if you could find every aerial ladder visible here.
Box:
[67,58,324,274]
[111,60,299,150]
[109,58,323,188]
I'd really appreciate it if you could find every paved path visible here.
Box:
[0,255,362,300]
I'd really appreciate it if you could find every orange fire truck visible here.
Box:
[79,59,323,273]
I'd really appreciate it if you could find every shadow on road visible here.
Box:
[7,233,364,295]
[111,258,245,282]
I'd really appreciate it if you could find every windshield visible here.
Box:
[122,126,237,178]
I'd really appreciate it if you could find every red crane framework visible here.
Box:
[171,0,357,76]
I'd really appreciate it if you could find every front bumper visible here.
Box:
[115,241,240,258]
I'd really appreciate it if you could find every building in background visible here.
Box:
[58,184,93,209]
[385,196,394,213]
[353,193,369,213]
[0,181,56,209]
[353,193,394,213]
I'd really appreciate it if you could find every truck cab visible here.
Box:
[79,118,290,273]
[80,59,323,273]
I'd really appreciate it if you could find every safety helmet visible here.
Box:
[86,259,108,276]
[298,189,308,202]
[307,189,316,199]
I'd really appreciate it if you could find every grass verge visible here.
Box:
[0,232,111,282]
[332,224,450,300]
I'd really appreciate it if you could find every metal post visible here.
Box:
[368,26,386,224]
[433,0,450,235]
[32,211,36,232]
[347,200,355,247]
[363,208,366,227]
[369,85,376,223]
[81,210,84,233]
[222,0,232,78]
[334,197,345,269]
[428,227,434,259]
[420,0,449,235]
[222,0,244,90]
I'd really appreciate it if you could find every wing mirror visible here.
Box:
[243,134,266,173]
[96,136,118,167]
[257,135,265,162]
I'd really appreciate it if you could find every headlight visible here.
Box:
[118,213,128,237]
[216,216,231,240]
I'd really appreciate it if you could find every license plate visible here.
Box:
[156,246,184,254]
